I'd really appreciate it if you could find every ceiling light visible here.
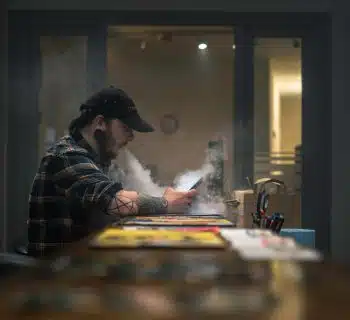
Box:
[198,43,207,50]
[140,40,147,50]
[232,44,236,49]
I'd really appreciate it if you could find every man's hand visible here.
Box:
[163,187,197,214]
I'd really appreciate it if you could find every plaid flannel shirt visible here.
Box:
[28,131,122,257]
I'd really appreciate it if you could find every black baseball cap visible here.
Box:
[79,87,154,132]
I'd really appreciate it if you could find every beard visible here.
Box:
[94,128,118,167]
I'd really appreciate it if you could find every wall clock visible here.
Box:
[160,114,179,135]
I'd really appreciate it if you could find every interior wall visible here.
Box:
[107,35,235,188]
[280,94,301,152]
[269,55,302,155]
[270,73,281,153]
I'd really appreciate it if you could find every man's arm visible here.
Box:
[109,188,197,216]
[50,153,167,216]
[107,190,168,216]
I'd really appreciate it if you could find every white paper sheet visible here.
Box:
[220,229,322,262]
[239,247,322,261]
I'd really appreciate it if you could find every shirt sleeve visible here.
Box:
[49,152,123,213]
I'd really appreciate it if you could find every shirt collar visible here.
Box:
[70,130,109,169]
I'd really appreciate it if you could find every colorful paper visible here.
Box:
[123,215,233,226]
[90,229,226,249]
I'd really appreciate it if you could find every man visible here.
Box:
[28,87,197,257]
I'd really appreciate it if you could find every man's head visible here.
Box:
[69,87,154,161]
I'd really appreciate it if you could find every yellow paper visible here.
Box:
[91,229,226,248]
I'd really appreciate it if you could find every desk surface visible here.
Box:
[1,232,350,319]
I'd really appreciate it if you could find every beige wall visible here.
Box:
[107,35,235,187]
[280,94,301,152]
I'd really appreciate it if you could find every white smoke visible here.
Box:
[110,149,166,197]
[173,163,213,192]
[109,148,227,215]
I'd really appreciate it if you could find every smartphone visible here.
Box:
[175,175,204,192]
[189,177,203,190]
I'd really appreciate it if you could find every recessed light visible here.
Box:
[198,43,208,50]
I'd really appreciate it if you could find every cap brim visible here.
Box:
[122,114,155,133]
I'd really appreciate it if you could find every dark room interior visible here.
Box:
[1,0,350,318]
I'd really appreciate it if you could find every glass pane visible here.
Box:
[38,36,88,159]
[107,26,234,199]
[254,37,302,226]
[254,38,302,185]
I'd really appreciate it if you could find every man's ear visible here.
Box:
[94,115,107,130]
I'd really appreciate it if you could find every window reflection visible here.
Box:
[38,36,87,158]
[254,38,302,188]
[254,38,302,228]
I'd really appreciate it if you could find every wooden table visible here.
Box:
[0,230,350,319]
